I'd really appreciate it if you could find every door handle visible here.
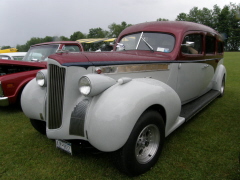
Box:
[203,64,209,68]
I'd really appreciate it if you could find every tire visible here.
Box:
[115,110,165,176]
[219,75,225,97]
[30,119,46,135]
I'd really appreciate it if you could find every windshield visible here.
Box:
[22,44,59,62]
[116,32,175,53]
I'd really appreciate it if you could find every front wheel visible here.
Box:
[30,119,46,135]
[115,110,165,176]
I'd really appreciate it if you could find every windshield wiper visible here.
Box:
[141,36,154,52]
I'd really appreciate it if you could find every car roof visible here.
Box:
[118,21,220,39]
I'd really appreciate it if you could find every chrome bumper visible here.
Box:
[0,97,9,106]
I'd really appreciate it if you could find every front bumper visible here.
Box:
[0,97,9,106]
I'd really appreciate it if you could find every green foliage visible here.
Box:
[108,21,132,38]
[176,3,240,51]
[84,28,109,51]
[156,18,169,21]
[0,46,11,50]
[70,31,86,41]
[0,52,239,179]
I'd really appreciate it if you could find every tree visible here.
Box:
[156,18,169,21]
[85,28,108,51]
[87,27,108,38]
[0,46,11,50]
[108,21,132,38]
[70,31,86,41]
[176,3,240,51]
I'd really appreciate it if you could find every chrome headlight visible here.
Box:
[36,71,47,87]
[79,74,116,97]
[79,76,91,96]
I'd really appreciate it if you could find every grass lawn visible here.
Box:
[0,52,239,180]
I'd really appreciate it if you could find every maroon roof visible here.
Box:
[118,21,219,39]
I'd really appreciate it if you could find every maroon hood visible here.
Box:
[49,51,174,67]
[0,59,46,76]
[0,59,47,68]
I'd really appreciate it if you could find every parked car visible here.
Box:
[21,21,226,176]
[0,52,27,60]
[0,41,84,106]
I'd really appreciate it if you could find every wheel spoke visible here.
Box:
[135,124,160,164]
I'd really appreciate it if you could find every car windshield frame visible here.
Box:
[22,44,60,62]
[116,32,175,53]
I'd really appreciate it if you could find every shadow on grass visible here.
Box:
[0,104,22,113]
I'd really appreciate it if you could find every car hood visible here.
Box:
[0,59,47,76]
[0,59,47,68]
[49,51,174,67]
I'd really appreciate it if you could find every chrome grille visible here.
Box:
[69,99,89,137]
[48,64,66,129]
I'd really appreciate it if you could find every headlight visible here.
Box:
[79,74,116,97]
[79,76,91,96]
[36,71,47,87]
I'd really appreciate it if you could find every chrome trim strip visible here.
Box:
[97,63,169,74]
[62,58,222,67]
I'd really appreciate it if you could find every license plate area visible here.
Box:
[56,139,72,155]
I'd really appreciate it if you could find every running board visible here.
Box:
[180,90,220,122]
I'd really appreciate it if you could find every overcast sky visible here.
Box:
[1,0,239,47]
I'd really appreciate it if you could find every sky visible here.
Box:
[1,0,239,47]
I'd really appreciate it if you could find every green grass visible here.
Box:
[0,52,239,180]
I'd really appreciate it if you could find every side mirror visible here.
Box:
[181,41,195,47]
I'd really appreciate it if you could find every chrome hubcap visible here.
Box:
[135,124,160,164]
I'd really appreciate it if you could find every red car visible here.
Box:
[0,41,83,106]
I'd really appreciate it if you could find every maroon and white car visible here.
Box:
[0,41,83,106]
[21,21,226,176]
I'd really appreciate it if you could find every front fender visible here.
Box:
[21,78,46,121]
[85,78,181,152]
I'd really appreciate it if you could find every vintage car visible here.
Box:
[21,21,226,176]
[0,52,27,60]
[0,41,83,106]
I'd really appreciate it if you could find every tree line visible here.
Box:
[2,2,240,51]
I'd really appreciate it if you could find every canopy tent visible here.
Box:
[0,48,18,53]
[77,38,116,44]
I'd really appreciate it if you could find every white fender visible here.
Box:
[85,78,181,152]
[21,78,47,121]
[212,62,227,91]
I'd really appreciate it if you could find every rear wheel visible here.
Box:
[115,110,165,176]
[30,119,46,135]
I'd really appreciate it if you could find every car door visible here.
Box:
[176,33,211,103]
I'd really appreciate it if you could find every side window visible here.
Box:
[217,41,224,53]
[63,45,81,52]
[205,36,216,54]
[181,34,202,54]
